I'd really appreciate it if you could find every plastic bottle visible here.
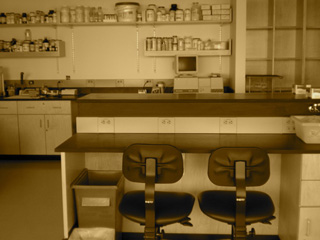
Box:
[60,6,70,23]
[25,29,32,41]
[191,2,201,21]
[97,7,103,22]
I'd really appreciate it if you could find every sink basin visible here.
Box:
[5,95,42,99]
[292,115,320,144]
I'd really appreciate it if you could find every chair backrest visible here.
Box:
[208,147,270,187]
[122,144,183,183]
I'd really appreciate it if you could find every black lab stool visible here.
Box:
[198,147,275,240]
[119,144,195,240]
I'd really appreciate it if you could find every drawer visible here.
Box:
[18,101,46,114]
[301,155,320,180]
[45,101,71,114]
[0,101,17,114]
[300,181,320,206]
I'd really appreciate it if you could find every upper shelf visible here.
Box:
[0,41,65,58]
[0,19,232,28]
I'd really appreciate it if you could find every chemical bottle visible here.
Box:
[191,2,201,21]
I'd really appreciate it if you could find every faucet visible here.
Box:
[308,103,320,113]
[20,72,24,89]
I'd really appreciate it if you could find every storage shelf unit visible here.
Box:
[246,0,320,90]
[0,41,65,58]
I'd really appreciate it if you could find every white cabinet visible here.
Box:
[18,114,46,154]
[279,154,320,240]
[0,101,19,154]
[18,101,73,155]
[298,208,320,240]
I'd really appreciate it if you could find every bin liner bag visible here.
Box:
[69,227,115,240]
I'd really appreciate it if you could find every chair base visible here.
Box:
[122,232,280,240]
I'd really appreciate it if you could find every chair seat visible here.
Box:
[119,190,195,226]
[198,190,275,224]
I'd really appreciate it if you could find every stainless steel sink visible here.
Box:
[4,95,42,99]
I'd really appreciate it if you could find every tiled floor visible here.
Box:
[0,159,63,240]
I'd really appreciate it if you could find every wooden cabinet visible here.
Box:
[246,0,319,91]
[0,101,19,154]
[17,101,73,155]
[279,154,320,240]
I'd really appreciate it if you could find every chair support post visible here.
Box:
[145,158,157,240]
[234,161,247,240]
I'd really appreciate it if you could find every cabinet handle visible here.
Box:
[26,106,35,109]
[0,107,8,109]
[40,119,42,128]
[52,107,62,109]
[47,119,49,129]
[306,218,311,236]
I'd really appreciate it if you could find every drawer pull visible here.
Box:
[26,106,35,109]
[0,107,8,109]
[52,107,62,109]
[306,218,311,236]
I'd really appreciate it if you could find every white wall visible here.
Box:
[0,0,232,85]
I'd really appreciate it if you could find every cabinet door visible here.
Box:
[298,208,320,240]
[45,115,72,155]
[18,115,46,155]
[0,115,20,154]
[17,101,45,114]
[45,101,71,115]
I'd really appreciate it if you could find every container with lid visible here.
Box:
[115,2,140,22]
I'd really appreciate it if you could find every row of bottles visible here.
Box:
[146,35,229,51]
[0,29,60,52]
[0,2,231,24]
[0,10,57,24]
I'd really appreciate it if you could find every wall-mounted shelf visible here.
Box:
[0,19,232,28]
[144,39,232,57]
[0,41,65,58]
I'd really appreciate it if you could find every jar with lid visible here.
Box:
[25,29,32,41]
[191,2,201,21]
[22,13,28,24]
[97,7,103,22]
[43,38,49,51]
[184,9,191,21]
[145,7,155,22]
[69,7,76,23]
[0,13,6,24]
[175,9,184,21]
[29,41,35,52]
[60,6,70,23]
[22,41,30,52]
[184,36,192,50]
[76,6,84,23]
[178,38,184,51]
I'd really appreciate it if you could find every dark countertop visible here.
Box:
[55,133,320,154]
[0,95,80,101]
[77,93,320,117]
[78,92,319,102]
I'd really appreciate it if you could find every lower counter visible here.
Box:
[56,133,320,240]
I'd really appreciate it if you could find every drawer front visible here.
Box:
[300,181,320,206]
[18,101,46,114]
[0,101,17,114]
[302,155,320,180]
[45,101,71,114]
